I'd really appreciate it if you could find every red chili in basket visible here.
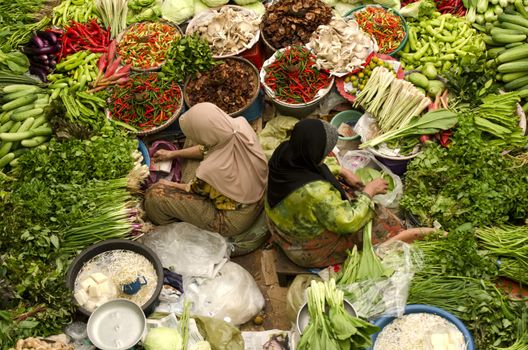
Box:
[354,6,406,54]
[110,73,182,131]
[264,46,331,104]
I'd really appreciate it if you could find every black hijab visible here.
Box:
[267,119,348,208]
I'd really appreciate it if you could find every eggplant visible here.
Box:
[49,59,57,66]
[30,57,50,66]
[38,31,59,45]
[21,45,60,55]
[29,67,48,82]
[30,34,46,48]
[29,60,51,73]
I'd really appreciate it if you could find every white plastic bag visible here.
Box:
[338,150,403,208]
[183,262,265,325]
[140,222,229,278]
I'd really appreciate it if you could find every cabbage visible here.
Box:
[399,0,436,18]
[233,0,257,5]
[194,0,209,13]
[161,0,194,24]
[201,0,229,7]
[144,327,183,350]
[241,1,265,15]
[373,0,401,9]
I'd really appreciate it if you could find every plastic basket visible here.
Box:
[345,4,408,56]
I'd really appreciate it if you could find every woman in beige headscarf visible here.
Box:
[144,102,268,237]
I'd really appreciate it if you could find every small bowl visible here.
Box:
[296,299,357,334]
[331,110,362,141]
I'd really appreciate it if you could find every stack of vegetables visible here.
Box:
[21,31,62,82]
[465,0,528,25]
[398,11,486,73]
[409,225,528,348]
[0,133,148,346]
[51,0,99,27]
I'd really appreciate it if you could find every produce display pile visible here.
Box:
[0,0,528,348]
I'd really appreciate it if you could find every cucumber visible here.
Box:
[496,43,528,62]
[32,116,48,129]
[505,74,528,89]
[0,153,14,169]
[498,59,528,72]
[21,136,48,148]
[499,13,528,27]
[3,86,41,101]
[0,112,11,124]
[30,127,52,137]
[1,95,38,112]
[501,71,528,82]
[0,142,12,158]
[11,108,44,122]
[0,120,15,133]
[0,131,35,142]
[9,158,19,167]
[408,72,430,89]
[491,32,527,43]
[500,22,528,34]
[2,84,39,94]
[491,27,525,36]
[487,47,506,58]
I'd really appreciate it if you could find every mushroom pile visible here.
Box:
[308,18,376,75]
[190,6,261,57]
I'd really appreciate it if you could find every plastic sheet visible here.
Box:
[140,222,229,278]
[285,274,322,325]
[184,262,265,326]
[194,316,244,350]
[338,149,403,208]
[339,240,422,320]
[228,212,269,257]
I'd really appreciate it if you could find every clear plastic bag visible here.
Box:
[338,240,422,320]
[285,274,321,325]
[183,262,265,326]
[194,316,244,350]
[338,150,403,208]
[140,222,229,278]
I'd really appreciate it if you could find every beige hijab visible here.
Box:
[179,102,268,204]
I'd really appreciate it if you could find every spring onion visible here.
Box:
[96,0,128,39]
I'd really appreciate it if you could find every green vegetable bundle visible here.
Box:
[401,115,528,229]
[398,12,486,73]
[355,167,395,192]
[409,225,528,348]
[297,279,379,350]
[51,0,99,27]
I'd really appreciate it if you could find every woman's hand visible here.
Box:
[363,178,388,197]
[339,168,364,188]
[152,149,177,162]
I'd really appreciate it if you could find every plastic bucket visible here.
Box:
[367,147,419,176]
[370,304,475,350]
[330,110,362,141]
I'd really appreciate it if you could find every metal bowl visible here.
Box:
[296,299,357,334]
[87,299,146,350]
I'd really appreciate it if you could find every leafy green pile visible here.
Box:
[409,225,528,348]
[297,279,379,350]
[161,34,216,82]
[401,115,528,229]
[0,133,138,348]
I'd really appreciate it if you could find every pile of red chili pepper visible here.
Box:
[401,0,466,15]
[59,20,110,59]
[118,22,180,70]
[353,6,406,54]
[264,46,331,104]
[110,73,182,131]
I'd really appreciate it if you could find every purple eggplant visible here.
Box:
[30,33,46,48]
[30,58,50,66]
[21,45,60,55]
[29,67,48,82]
[38,31,59,45]
[29,60,51,73]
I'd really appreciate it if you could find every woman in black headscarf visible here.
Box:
[265,119,408,268]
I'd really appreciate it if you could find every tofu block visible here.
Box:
[74,289,89,306]
[84,300,97,311]
[88,284,102,298]
[80,277,97,291]
[431,333,450,350]
[91,272,108,284]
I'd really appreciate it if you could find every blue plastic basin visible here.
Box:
[370,304,475,350]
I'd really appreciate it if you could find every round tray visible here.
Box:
[183,56,260,117]
[297,299,357,334]
[345,4,409,56]
[370,304,475,350]
[66,239,164,317]
[336,53,405,103]
[107,72,184,136]
[186,5,261,59]
[117,21,182,72]
[87,299,146,350]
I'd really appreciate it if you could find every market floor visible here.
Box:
[233,247,292,332]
